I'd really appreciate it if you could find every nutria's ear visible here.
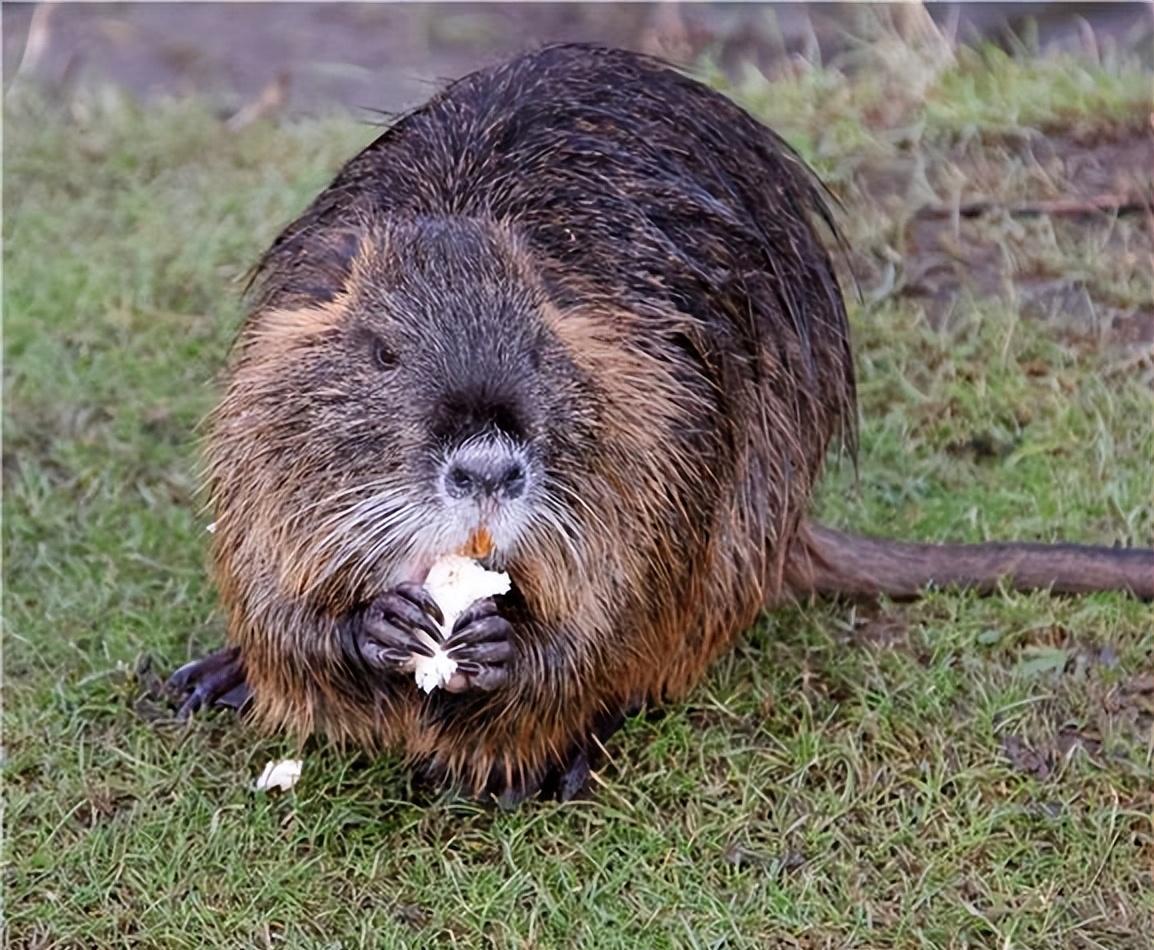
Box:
[249,226,365,309]
[288,227,364,304]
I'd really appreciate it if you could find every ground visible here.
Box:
[4,23,1153,950]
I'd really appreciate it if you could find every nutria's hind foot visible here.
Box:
[484,739,594,811]
[348,582,442,673]
[526,700,642,805]
[167,645,251,718]
[552,702,636,802]
[443,598,514,693]
[555,748,593,802]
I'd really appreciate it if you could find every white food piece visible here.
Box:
[254,758,302,792]
[425,555,512,630]
[411,554,512,693]
[413,649,459,694]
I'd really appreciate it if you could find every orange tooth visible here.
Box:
[460,527,494,559]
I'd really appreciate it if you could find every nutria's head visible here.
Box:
[206,217,605,612]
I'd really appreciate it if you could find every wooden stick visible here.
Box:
[915,194,1151,219]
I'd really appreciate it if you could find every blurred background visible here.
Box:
[5,1,1152,118]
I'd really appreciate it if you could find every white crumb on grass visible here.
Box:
[412,555,511,693]
[254,758,303,792]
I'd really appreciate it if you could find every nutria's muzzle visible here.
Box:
[441,438,528,502]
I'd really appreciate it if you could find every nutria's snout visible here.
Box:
[442,439,529,502]
[433,433,540,560]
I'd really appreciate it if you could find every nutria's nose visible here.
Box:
[443,444,527,501]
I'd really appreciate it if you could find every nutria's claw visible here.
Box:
[394,582,445,626]
[375,584,445,640]
[167,645,251,719]
[354,583,442,673]
[556,748,592,802]
[442,598,514,693]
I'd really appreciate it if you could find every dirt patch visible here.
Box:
[841,604,935,664]
[1102,670,1154,735]
[723,840,806,873]
[1054,723,1104,759]
[847,119,1154,349]
[1001,733,1056,779]
[851,608,913,651]
[997,625,1151,781]
[1001,723,1111,780]
[849,115,1153,208]
[73,788,138,829]
[1009,625,1130,682]
[944,430,1019,462]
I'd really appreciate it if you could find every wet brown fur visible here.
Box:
[202,44,1153,800]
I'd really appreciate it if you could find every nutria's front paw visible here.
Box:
[350,582,443,673]
[442,598,514,693]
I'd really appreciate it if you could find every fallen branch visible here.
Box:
[916,193,1150,219]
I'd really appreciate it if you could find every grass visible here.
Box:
[5,35,1153,950]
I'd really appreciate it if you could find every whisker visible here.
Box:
[297,483,429,594]
[551,478,611,539]
[534,490,583,569]
[292,476,408,518]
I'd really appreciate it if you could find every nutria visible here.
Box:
[168,43,1154,805]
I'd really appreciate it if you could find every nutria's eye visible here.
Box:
[371,337,398,370]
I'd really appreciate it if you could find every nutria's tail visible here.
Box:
[788,520,1154,601]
